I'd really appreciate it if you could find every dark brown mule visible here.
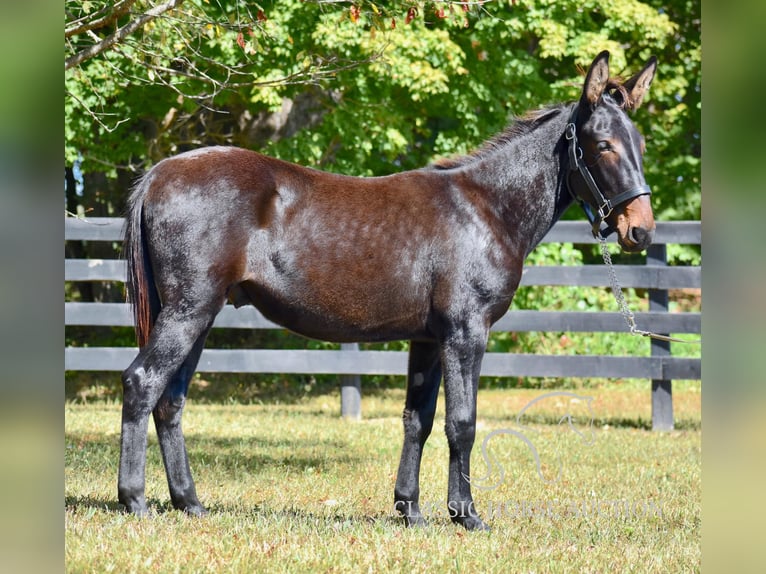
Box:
[119,51,657,530]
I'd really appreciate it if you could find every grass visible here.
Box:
[65,385,700,573]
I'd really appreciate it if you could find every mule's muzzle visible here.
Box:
[631,225,654,247]
[619,224,655,253]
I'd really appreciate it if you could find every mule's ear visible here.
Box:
[623,56,657,110]
[580,51,610,109]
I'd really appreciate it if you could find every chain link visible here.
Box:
[599,237,640,333]
[598,237,700,344]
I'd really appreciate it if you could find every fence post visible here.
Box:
[647,244,673,431]
[340,343,362,420]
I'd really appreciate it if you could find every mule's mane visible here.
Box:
[604,78,634,110]
[430,105,567,170]
[431,76,632,171]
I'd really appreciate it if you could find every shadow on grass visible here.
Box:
[66,431,362,475]
[478,412,701,431]
[66,436,366,519]
[185,435,360,474]
[65,495,123,513]
[64,494,416,531]
[213,503,405,528]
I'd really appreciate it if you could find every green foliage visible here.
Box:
[486,242,652,385]
[66,0,700,220]
[65,1,701,390]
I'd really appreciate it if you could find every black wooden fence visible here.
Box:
[65,217,701,429]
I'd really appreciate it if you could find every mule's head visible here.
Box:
[568,51,658,252]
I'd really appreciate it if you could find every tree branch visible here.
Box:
[65,0,185,70]
[65,88,132,134]
[65,0,138,39]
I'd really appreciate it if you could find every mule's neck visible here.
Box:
[459,105,576,257]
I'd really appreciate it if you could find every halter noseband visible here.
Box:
[564,106,651,239]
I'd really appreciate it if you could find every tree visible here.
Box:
[65,0,700,221]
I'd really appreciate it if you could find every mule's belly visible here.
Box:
[230,276,433,343]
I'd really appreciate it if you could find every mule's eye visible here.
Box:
[597,141,612,152]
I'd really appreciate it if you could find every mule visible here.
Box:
[118,51,657,530]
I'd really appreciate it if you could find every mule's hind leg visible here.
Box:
[118,308,217,515]
[152,326,212,515]
[394,340,442,527]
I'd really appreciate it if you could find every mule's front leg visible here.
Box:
[441,323,490,531]
[394,341,442,527]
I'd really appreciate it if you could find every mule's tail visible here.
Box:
[123,173,161,348]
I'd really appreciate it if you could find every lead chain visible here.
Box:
[599,237,641,334]
[597,237,700,344]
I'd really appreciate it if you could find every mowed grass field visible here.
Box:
[65,384,701,573]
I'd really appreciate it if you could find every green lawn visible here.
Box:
[65,385,700,573]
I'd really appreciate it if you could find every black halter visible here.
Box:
[564,106,651,239]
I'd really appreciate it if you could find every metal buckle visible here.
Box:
[597,200,613,220]
[565,123,576,140]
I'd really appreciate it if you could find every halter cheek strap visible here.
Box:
[564,106,651,239]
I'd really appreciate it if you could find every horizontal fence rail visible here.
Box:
[65,302,701,334]
[66,217,701,426]
[65,347,700,380]
[65,259,700,290]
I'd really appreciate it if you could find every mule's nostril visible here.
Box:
[630,226,654,246]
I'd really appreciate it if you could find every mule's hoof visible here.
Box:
[454,515,490,531]
[181,504,208,517]
[403,514,428,528]
[119,499,150,517]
